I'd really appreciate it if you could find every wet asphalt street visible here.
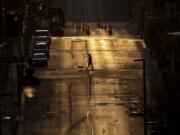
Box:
[22,23,163,135]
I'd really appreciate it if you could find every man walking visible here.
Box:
[87,53,94,71]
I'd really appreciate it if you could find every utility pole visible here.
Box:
[134,58,147,135]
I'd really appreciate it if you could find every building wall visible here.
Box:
[64,0,129,22]
[131,0,144,31]
[5,0,25,11]
[0,43,9,90]
[103,0,129,22]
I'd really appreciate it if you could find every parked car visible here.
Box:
[32,53,48,66]
[33,35,51,47]
[32,42,49,57]
[35,29,51,41]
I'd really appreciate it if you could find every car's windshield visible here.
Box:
[35,32,49,37]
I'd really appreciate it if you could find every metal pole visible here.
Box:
[134,58,147,135]
[143,59,147,135]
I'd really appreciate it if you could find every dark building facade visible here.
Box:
[65,0,129,22]
[140,1,180,134]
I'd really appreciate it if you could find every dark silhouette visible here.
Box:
[104,22,107,30]
[109,24,113,35]
[86,25,90,35]
[97,20,100,28]
[83,21,85,32]
[21,68,40,87]
[28,57,32,68]
[87,54,94,71]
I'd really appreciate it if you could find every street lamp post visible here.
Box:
[134,58,147,135]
